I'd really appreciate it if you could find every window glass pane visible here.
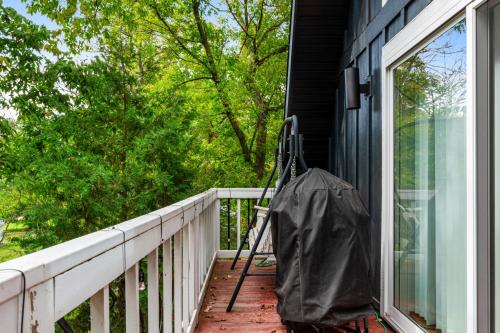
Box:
[494,4,500,333]
[393,20,467,332]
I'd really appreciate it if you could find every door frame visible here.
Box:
[475,1,500,332]
[380,0,485,332]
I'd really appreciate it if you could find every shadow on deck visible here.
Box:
[195,259,391,333]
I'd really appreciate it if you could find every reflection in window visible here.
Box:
[393,20,467,332]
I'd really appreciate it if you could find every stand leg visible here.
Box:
[226,211,273,312]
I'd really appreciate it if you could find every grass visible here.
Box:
[0,221,27,262]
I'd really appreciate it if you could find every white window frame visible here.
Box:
[380,0,486,332]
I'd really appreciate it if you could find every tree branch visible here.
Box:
[191,0,252,164]
[149,4,210,73]
[224,0,251,39]
[255,45,288,66]
[173,76,212,89]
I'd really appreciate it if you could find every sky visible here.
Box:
[4,0,99,61]
[1,0,100,120]
[4,0,58,29]
[1,1,59,120]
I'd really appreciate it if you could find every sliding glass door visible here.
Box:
[383,1,500,331]
[392,19,467,332]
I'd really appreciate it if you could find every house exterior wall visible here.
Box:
[330,0,432,305]
[286,0,349,170]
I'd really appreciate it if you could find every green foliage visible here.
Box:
[0,2,196,252]
[0,1,289,330]
[25,0,290,183]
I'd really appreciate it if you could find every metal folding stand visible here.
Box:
[226,115,307,312]
[229,123,307,270]
[228,148,279,270]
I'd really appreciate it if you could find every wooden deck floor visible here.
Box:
[195,259,392,333]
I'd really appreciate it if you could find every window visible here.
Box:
[393,19,467,332]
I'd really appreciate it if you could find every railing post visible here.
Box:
[163,239,173,333]
[24,279,55,333]
[0,296,18,332]
[125,263,140,333]
[90,285,110,333]
[147,248,159,333]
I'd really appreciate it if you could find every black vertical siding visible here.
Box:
[386,13,404,41]
[357,49,370,207]
[330,0,431,304]
[369,33,383,303]
[286,0,432,307]
[370,0,382,20]
[335,72,347,180]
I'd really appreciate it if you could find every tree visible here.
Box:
[0,2,194,250]
[25,0,291,182]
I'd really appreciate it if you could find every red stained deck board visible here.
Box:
[195,259,392,333]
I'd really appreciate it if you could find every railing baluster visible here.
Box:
[182,225,189,330]
[202,207,207,283]
[125,263,140,333]
[162,238,173,333]
[209,202,213,264]
[188,220,195,318]
[147,248,159,333]
[216,199,221,252]
[214,200,217,254]
[198,211,202,286]
[195,216,200,297]
[207,203,211,263]
[163,239,173,333]
[173,231,183,333]
[209,202,213,262]
[247,198,251,248]
[227,199,231,250]
[90,285,110,333]
[199,210,205,286]
[237,199,241,249]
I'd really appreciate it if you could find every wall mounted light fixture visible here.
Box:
[344,67,371,110]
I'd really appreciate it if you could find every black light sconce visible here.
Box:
[344,67,371,110]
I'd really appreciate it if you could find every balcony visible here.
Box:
[0,188,387,333]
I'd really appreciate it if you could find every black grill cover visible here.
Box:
[271,168,373,326]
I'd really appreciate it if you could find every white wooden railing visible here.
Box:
[0,188,273,333]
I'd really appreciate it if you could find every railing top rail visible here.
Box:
[216,188,275,199]
[0,187,270,305]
